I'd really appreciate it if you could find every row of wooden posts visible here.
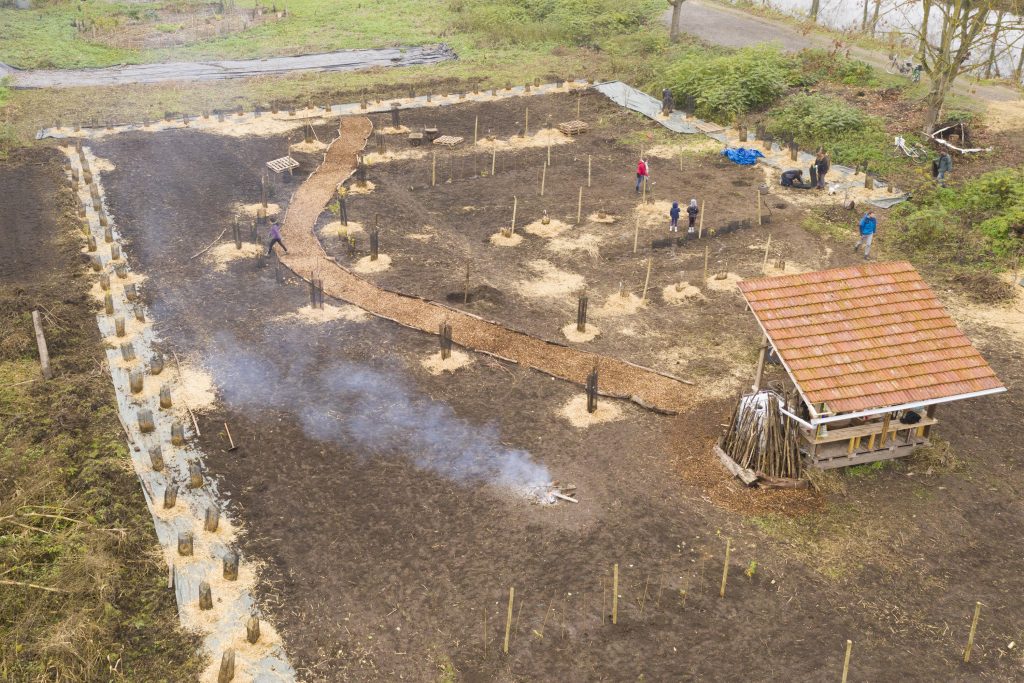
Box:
[67,140,260,683]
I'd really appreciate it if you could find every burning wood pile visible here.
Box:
[532,481,578,504]
[719,391,803,482]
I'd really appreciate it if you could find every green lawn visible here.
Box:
[0,0,452,69]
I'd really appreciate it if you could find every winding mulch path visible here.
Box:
[279,116,697,414]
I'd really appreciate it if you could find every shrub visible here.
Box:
[889,167,1024,268]
[664,45,796,123]
[795,48,877,87]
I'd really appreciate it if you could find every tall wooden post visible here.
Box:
[752,338,768,392]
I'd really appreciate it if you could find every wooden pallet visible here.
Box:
[432,135,464,147]
[266,156,299,174]
[693,120,725,134]
[558,120,589,136]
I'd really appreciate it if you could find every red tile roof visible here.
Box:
[738,261,1004,414]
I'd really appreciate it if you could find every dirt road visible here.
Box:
[666,0,1020,103]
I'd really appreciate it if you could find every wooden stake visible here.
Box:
[491,148,496,176]
[633,215,640,254]
[547,144,551,167]
[524,107,529,136]
[719,539,730,598]
[642,258,652,302]
[612,563,619,625]
[964,601,982,663]
[698,200,705,237]
[841,639,853,683]
[431,152,437,187]
[762,233,772,274]
[679,147,683,171]
[473,115,478,144]
[576,187,583,225]
[540,165,546,196]
[503,587,515,654]
[587,155,592,188]
[31,311,53,380]
[576,93,581,118]
[511,196,518,234]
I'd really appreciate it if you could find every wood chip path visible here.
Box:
[279,116,697,414]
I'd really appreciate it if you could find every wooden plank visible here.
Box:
[713,444,758,486]
[31,310,53,380]
[811,441,923,470]
[879,413,891,447]
[810,417,937,445]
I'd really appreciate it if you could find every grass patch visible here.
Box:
[0,162,203,680]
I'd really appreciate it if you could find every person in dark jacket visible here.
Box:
[686,198,699,232]
[669,201,681,232]
[781,169,806,187]
[814,151,830,189]
[935,151,952,185]
[267,221,288,256]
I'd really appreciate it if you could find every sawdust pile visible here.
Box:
[91,157,116,173]
[516,260,584,298]
[595,292,646,317]
[490,231,523,247]
[705,272,743,293]
[546,233,601,257]
[662,281,703,304]
[523,217,571,238]
[290,139,328,153]
[173,364,218,413]
[476,128,573,151]
[561,323,600,343]
[352,254,392,273]
[204,114,327,138]
[378,125,411,135]
[421,349,472,375]
[559,394,623,428]
[207,242,262,271]
[277,303,368,325]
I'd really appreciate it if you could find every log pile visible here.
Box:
[720,391,802,480]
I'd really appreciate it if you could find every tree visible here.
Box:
[810,0,821,23]
[902,0,1023,132]
[667,0,687,42]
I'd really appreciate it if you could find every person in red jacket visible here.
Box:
[635,158,649,193]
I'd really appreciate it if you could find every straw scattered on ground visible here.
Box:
[421,350,472,375]
[475,128,573,151]
[364,148,430,164]
[346,181,376,195]
[662,281,703,304]
[561,323,600,343]
[291,139,328,154]
[559,394,624,428]
[276,303,368,325]
[352,254,392,273]
[405,232,434,241]
[523,217,571,238]
[206,242,262,271]
[322,219,364,235]
[634,200,674,229]
[490,231,523,247]
[547,233,601,258]
[516,260,585,298]
[587,212,617,224]
[594,292,646,317]
[378,125,411,135]
[235,202,280,218]
[705,272,743,292]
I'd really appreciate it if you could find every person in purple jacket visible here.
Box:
[267,221,288,256]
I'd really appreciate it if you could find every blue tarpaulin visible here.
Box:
[721,147,764,165]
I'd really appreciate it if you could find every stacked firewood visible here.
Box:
[720,390,802,479]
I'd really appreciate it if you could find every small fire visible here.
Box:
[529,481,578,505]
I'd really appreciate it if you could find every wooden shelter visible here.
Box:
[738,262,1005,469]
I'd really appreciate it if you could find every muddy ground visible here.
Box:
[74,90,1024,681]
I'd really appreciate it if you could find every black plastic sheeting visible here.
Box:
[3,43,456,89]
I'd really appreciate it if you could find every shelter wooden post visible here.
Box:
[923,404,937,438]
[752,337,768,392]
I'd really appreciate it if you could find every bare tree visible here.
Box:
[901,0,1022,132]
[810,0,821,23]
[668,0,687,42]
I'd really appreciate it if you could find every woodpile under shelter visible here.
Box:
[738,261,1005,469]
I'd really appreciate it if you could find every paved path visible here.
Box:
[1,44,456,89]
[278,117,698,415]
[667,0,1020,103]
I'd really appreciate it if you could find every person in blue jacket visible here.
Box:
[854,211,877,260]
[669,201,681,232]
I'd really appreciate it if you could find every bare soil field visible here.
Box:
[68,89,1024,681]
